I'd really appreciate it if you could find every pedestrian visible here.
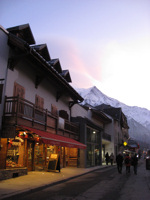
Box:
[110,153,114,165]
[116,152,123,173]
[131,153,138,174]
[105,152,109,165]
[124,153,131,174]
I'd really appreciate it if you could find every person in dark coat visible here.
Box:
[132,153,138,174]
[125,153,131,174]
[110,153,114,165]
[116,152,124,173]
[105,152,109,165]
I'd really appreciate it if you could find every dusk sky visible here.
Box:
[1,0,150,110]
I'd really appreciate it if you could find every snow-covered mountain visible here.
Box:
[76,86,150,147]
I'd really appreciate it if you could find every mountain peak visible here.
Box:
[76,86,150,131]
[76,86,150,148]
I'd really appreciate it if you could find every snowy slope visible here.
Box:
[76,86,150,131]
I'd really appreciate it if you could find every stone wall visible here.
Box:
[0,168,27,180]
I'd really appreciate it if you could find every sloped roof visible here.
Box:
[31,44,51,61]
[48,59,62,73]
[95,104,129,129]
[95,104,121,121]
[61,70,72,83]
[7,24,35,45]
[7,31,83,103]
[91,109,112,123]
[81,105,112,124]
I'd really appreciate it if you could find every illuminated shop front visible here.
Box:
[6,137,24,168]
[5,126,86,171]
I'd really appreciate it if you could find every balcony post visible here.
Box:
[45,109,47,131]
[32,104,35,127]
[16,95,19,125]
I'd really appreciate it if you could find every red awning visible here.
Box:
[21,125,86,149]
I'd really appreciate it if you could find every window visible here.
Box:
[59,110,69,120]
[6,138,25,168]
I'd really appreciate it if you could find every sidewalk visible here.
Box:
[0,164,115,200]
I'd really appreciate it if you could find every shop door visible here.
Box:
[27,141,34,171]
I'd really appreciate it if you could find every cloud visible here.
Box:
[97,37,150,108]
[37,35,95,88]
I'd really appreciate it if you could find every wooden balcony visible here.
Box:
[2,96,79,139]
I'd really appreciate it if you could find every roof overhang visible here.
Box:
[7,33,83,103]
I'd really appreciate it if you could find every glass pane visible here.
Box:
[87,144,95,167]
[95,145,100,165]
[87,127,91,142]
[6,139,24,168]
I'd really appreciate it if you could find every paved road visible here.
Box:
[11,159,150,200]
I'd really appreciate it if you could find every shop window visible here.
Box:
[46,145,55,167]
[87,144,92,167]
[66,147,78,167]
[34,143,46,170]
[87,127,91,142]
[87,127,98,143]
[91,130,96,143]
[97,132,101,143]
[6,137,25,168]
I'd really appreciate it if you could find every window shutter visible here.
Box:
[51,104,58,116]
[35,94,44,109]
[13,82,25,98]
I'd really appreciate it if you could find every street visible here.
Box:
[12,159,150,200]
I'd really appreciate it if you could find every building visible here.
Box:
[0,24,86,179]
[95,104,129,157]
[71,104,112,167]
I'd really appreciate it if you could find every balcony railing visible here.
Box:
[3,96,79,138]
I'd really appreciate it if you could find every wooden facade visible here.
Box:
[2,96,79,140]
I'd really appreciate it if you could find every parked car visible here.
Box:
[146,150,150,170]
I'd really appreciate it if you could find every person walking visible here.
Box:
[132,153,138,174]
[105,152,109,165]
[125,153,131,174]
[116,152,123,173]
[110,153,114,165]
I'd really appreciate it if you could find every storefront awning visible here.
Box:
[21,125,86,149]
